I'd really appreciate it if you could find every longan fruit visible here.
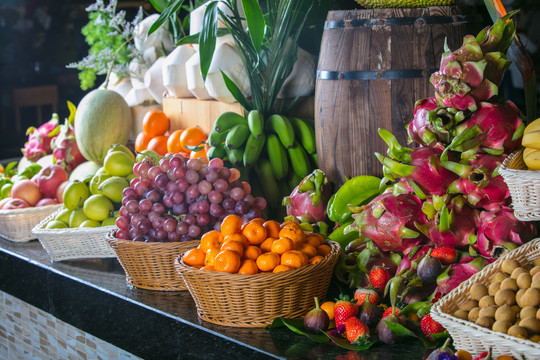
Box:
[488,282,501,296]
[530,334,540,342]
[537,307,540,320]
[532,258,540,267]
[516,288,527,308]
[501,259,521,275]
[468,307,481,322]
[500,278,518,291]
[495,289,516,306]
[517,272,532,289]
[479,295,496,308]
[493,272,509,283]
[453,309,469,321]
[530,265,540,277]
[495,305,516,322]
[475,316,494,328]
[521,288,540,308]
[507,325,528,338]
[520,316,540,335]
[531,278,540,289]
[459,299,479,312]
[532,271,540,282]
[479,305,497,319]
[492,319,512,333]
[511,267,529,280]
[520,306,538,320]
[470,283,489,301]
[512,305,522,317]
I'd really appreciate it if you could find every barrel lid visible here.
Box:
[317,69,438,81]
[324,13,483,29]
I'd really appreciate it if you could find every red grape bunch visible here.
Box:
[115,155,267,242]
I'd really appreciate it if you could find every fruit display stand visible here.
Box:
[431,238,540,359]
[0,204,62,242]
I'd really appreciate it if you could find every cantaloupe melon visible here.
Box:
[74,89,132,163]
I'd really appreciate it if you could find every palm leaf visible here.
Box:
[199,1,219,80]
[148,0,185,35]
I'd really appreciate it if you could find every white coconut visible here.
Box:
[144,57,167,104]
[163,45,197,98]
[125,86,155,107]
[185,53,213,100]
[133,14,174,55]
[278,47,316,99]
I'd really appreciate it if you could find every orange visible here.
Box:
[295,243,317,258]
[220,214,243,236]
[147,135,169,156]
[263,220,281,239]
[244,245,262,260]
[307,232,325,244]
[204,247,220,266]
[135,131,152,152]
[242,221,267,245]
[320,301,335,320]
[455,350,473,360]
[200,265,216,271]
[279,223,305,245]
[237,259,259,275]
[167,129,184,154]
[213,250,242,273]
[305,235,322,248]
[317,244,331,257]
[260,238,275,253]
[280,220,300,228]
[183,248,206,268]
[249,218,265,226]
[310,255,324,264]
[495,357,513,360]
[220,240,244,258]
[256,252,281,272]
[200,230,224,252]
[281,250,308,269]
[272,264,294,273]
[223,233,248,247]
[190,147,207,159]
[180,126,207,153]
[271,237,294,255]
[142,109,169,137]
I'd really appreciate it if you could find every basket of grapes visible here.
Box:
[106,155,269,291]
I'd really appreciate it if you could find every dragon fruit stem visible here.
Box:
[375,153,416,178]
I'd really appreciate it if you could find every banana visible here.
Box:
[208,129,229,147]
[247,110,264,138]
[255,157,281,209]
[243,134,266,167]
[287,140,311,179]
[290,117,316,155]
[213,112,247,133]
[225,147,244,168]
[266,114,295,149]
[206,144,227,160]
[225,123,250,150]
[266,133,288,180]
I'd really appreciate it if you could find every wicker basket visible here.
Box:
[0,204,62,242]
[106,230,199,291]
[431,238,540,359]
[32,209,117,261]
[355,0,455,7]
[174,240,341,327]
[499,149,540,221]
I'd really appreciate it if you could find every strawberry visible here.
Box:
[353,287,379,305]
[334,296,359,328]
[431,246,457,265]
[369,266,391,291]
[381,306,400,319]
[420,314,445,342]
[344,317,370,344]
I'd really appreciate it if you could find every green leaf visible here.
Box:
[221,71,253,111]
[399,301,430,317]
[323,332,375,351]
[241,0,265,52]
[176,28,230,46]
[199,1,219,81]
[149,0,170,12]
[148,0,185,36]
[384,320,417,338]
[267,318,329,343]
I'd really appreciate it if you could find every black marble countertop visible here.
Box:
[0,236,430,360]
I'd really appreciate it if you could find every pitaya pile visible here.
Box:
[283,169,331,223]
[22,114,59,161]
[52,120,85,173]
[343,14,536,303]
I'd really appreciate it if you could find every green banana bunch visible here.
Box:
[266,114,295,149]
[247,110,264,138]
[243,134,266,167]
[212,112,247,133]
[225,123,250,150]
[255,157,281,209]
[266,133,288,180]
[290,117,316,155]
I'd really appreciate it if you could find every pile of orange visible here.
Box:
[182,215,332,274]
[135,109,208,159]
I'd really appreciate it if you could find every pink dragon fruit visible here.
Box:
[442,153,510,211]
[52,120,86,173]
[283,169,331,223]
[435,256,486,297]
[350,192,428,252]
[474,206,537,259]
[376,129,459,197]
[22,114,59,161]
[395,245,434,276]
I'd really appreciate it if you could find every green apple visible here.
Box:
[98,176,129,203]
[125,172,137,183]
[46,220,68,229]
[69,208,89,228]
[95,167,108,176]
[108,144,135,161]
[89,173,112,195]
[83,194,114,221]
[103,151,134,177]
[63,180,90,210]
[79,219,101,228]
[101,217,117,226]
[1,183,12,199]
[55,208,73,224]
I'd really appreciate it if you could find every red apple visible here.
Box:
[11,180,42,206]
[36,164,68,198]
[0,197,12,210]
[56,180,69,203]
[35,198,59,207]
[3,198,31,210]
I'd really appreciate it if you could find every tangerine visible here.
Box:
[281,250,308,269]
[320,301,335,320]
[279,223,305,245]
[142,109,169,137]
[237,259,259,275]
[280,220,300,228]
[220,240,244,258]
[271,237,294,255]
[317,244,331,257]
[221,214,243,236]
[200,230,224,252]
[180,126,207,153]
[135,131,152,152]
[183,248,206,268]
[263,220,281,239]
[256,252,281,272]
[190,145,207,159]
[306,232,325,244]
[200,265,216,271]
[223,233,248,247]
[310,255,324,264]
[244,245,262,260]
[213,250,241,273]
[242,221,267,245]
[167,129,184,154]
[295,243,317,258]
[204,247,220,266]
[305,235,322,248]
[272,264,294,273]
[260,238,275,253]
[147,135,169,156]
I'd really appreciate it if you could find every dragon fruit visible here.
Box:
[22,114,59,161]
[350,192,428,252]
[395,245,434,276]
[435,257,486,297]
[52,120,86,173]
[475,206,537,259]
[283,169,331,223]
[376,129,459,197]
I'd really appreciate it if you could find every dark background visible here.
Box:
[0,0,539,161]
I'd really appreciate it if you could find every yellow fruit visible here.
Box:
[524,117,540,135]
[523,148,540,170]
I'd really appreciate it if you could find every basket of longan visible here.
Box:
[174,215,341,327]
[431,238,540,359]
[499,149,540,221]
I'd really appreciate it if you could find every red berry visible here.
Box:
[369,266,391,291]
[344,317,370,343]
[382,306,400,319]
[431,246,457,265]
[334,298,359,327]
[420,314,445,341]
[354,288,379,305]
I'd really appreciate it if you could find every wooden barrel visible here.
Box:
[315,6,483,186]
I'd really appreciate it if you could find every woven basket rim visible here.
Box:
[499,149,525,173]
[0,203,62,216]
[105,230,200,249]
[32,208,116,236]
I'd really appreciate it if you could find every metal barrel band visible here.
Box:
[324,13,483,29]
[317,69,438,81]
